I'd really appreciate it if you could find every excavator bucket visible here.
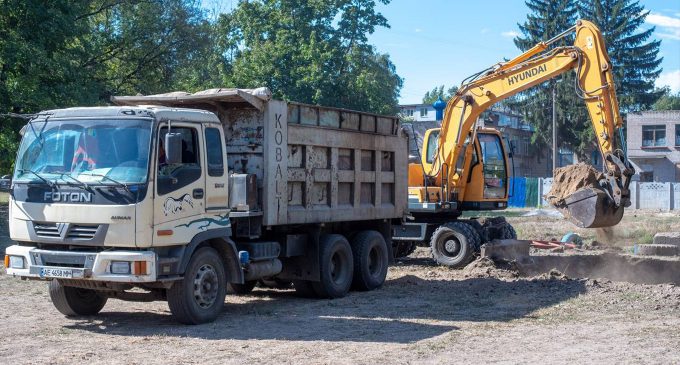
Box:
[561,186,624,228]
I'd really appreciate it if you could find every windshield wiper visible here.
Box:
[17,169,55,187]
[79,172,131,193]
[57,173,89,189]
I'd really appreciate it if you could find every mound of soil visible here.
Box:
[463,257,520,279]
[532,268,570,281]
[546,163,604,206]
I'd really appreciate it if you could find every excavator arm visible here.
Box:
[419,20,634,228]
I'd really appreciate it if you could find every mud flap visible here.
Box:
[563,187,624,228]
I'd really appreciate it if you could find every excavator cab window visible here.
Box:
[479,133,507,199]
[425,131,439,164]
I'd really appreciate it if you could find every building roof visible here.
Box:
[628,110,680,120]
[399,104,434,108]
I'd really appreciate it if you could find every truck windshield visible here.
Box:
[13,119,152,185]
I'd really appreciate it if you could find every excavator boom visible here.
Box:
[417,19,634,228]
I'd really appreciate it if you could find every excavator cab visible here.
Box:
[409,127,510,214]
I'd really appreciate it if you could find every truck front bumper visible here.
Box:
[4,245,157,283]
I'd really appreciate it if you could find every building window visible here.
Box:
[558,147,573,167]
[525,137,531,155]
[642,125,665,147]
[675,125,680,146]
[405,109,414,117]
[420,108,428,117]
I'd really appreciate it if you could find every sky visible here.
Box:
[367,0,680,104]
[203,0,680,104]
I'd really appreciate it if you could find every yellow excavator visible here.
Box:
[396,20,635,267]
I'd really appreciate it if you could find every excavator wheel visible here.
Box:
[430,222,481,268]
[466,219,489,244]
[479,217,515,242]
[393,241,417,258]
[500,223,517,240]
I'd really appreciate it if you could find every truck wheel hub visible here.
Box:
[193,264,219,308]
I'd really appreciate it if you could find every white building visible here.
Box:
[398,104,437,122]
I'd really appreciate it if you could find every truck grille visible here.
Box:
[34,223,61,238]
[40,252,87,268]
[67,225,99,239]
[33,222,100,240]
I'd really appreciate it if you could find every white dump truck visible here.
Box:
[4,88,407,324]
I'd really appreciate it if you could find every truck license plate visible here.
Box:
[40,268,73,279]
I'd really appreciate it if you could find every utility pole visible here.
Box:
[552,82,557,173]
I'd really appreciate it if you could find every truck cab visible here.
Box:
[6,106,228,276]
[5,106,245,323]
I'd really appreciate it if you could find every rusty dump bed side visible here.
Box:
[112,88,408,226]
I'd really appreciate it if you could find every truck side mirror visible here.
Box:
[165,132,183,165]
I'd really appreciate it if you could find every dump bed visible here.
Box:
[112,88,408,226]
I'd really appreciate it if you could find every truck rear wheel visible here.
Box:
[167,247,227,325]
[48,280,108,316]
[430,222,480,268]
[351,231,388,291]
[311,234,354,298]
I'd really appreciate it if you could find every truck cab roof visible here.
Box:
[35,105,221,125]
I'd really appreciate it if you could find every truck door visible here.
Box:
[153,122,205,243]
[203,126,228,211]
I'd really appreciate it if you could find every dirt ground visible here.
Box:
[2,210,680,364]
[1,250,679,364]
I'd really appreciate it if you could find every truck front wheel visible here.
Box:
[48,280,108,316]
[168,247,227,324]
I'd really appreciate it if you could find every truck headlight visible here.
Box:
[8,255,25,269]
[110,261,131,274]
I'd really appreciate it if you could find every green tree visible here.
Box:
[579,0,663,112]
[83,0,217,98]
[512,0,591,158]
[0,0,221,172]
[218,0,402,114]
[653,89,680,111]
[422,85,458,104]
[0,0,95,172]
[0,1,94,112]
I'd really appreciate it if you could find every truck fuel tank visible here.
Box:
[229,173,258,211]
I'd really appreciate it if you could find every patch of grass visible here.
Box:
[461,208,530,218]
[0,192,8,205]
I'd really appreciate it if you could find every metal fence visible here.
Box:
[509,178,676,210]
